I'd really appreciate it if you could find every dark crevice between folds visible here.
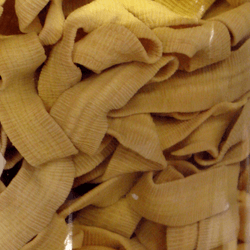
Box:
[4,144,22,163]
[65,212,78,224]
[219,107,243,150]
[0,0,23,35]
[231,35,250,51]
[62,0,94,18]
[38,2,51,27]
[76,63,95,80]
[65,183,99,224]
[74,28,87,43]
[67,183,99,201]
[1,159,22,186]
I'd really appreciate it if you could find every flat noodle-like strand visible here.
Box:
[20,214,69,250]
[50,57,173,155]
[0,33,77,166]
[126,166,229,226]
[109,38,250,116]
[0,158,74,249]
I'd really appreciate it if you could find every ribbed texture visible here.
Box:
[154,21,231,71]
[0,32,45,82]
[74,156,110,185]
[20,214,69,250]
[148,55,179,83]
[171,112,237,158]
[72,23,162,73]
[59,173,140,218]
[107,114,166,166]
[154,0,215,18]
[38,0,64,45]
[166,223,198,250]
[136,219,167,250]
[154,92,249,151]
[203,0,233,20]
[197,204,239,249]
[195,100,250,166]
[196,164,240,249]
[15,0,45,33]
[126,166,229,226]
[38,0,164,110]
[154,164,184,183]
[167,160,200,177]
[15,0,64,45]
[74,138,118,178]
[50,57,172,155]
[95,144,164,182]
[0,158,75,250]
[0,0,249,249]
[209,3,250,46]
[118,0,200,27]
[109,38,250,116]
[75,225,146,249]
[76,198,141,238]
[0,33,77,166]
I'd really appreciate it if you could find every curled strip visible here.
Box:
[154,21,231,71]
[73,137,118,178]
[209,3,250,46]
[39,0,64,45]
[72,23,162,73]
[154,0,215,18]
[136,219,167,250]
[20,214,69,250]
[117,0,200,28]
[15,0,48,33]
[73,156,112,185]
[171,111,238,158]
[109,38,250,116]
[166,223,198,250]
[0,0,249,248]
[107,114,166,166]
[126,166,230,226]
[0,158,75,249]
[50,57,172,155]
[38,0,162,109]
[73,225,146,250]
[0,33,77,166]
[154,91,250,151]
[196,204,239,249]
[59,173,140,218]
[76,198,142,238]
[15,0,64,45]
[94,144,164,182]
[195,100,250,166]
